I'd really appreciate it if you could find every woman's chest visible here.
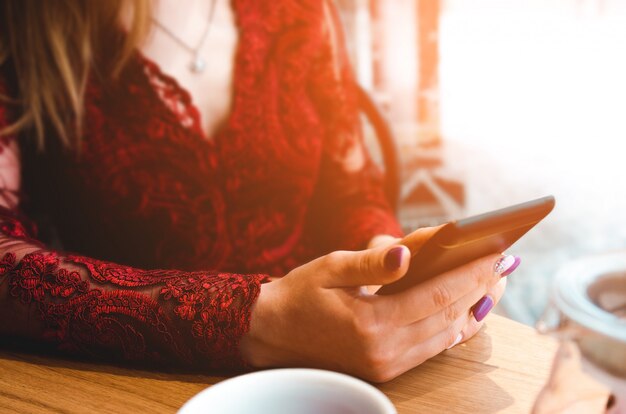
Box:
[140,0,239,138]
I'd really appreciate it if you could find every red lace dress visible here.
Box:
[0,0,401,370]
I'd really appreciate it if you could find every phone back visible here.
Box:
[376,196,555,295]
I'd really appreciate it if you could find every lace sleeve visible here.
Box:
[0,206,269,370]
[0,105,268,370]
[307,0,402,252]
[0,207,268,370]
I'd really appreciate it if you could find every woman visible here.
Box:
[0,0,512,381]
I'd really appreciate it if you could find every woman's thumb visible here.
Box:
[323,245,410,288]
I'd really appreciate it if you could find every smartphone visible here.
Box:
[376,195,556,295]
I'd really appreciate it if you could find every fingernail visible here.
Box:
[447,332,463,349]
[384,247,404,271]
[606,394,615,409]
[494,255,521,277]
[472,295,494,322]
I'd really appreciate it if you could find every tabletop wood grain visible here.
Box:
[0,314,560,413]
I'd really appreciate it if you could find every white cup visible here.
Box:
[178,368,397,414]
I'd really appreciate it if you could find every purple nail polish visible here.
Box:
[495,255,521,277]
[384,247,404,271]
[472,295,494,322]
[606,394,615,409]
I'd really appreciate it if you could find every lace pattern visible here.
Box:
[0,236,267,368]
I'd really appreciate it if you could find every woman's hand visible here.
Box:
[240,241,516,383]
[367,229,511,346]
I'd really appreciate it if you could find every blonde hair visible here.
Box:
[0,0,152,149]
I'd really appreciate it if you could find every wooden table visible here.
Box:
[0,314,558,414]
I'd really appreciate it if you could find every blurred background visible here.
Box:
[334,0,626,325]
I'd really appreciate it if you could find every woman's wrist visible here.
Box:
[240,278,282,367]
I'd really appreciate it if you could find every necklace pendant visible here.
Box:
[190,57,206,73]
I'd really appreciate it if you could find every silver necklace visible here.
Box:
[152,0,218,74]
